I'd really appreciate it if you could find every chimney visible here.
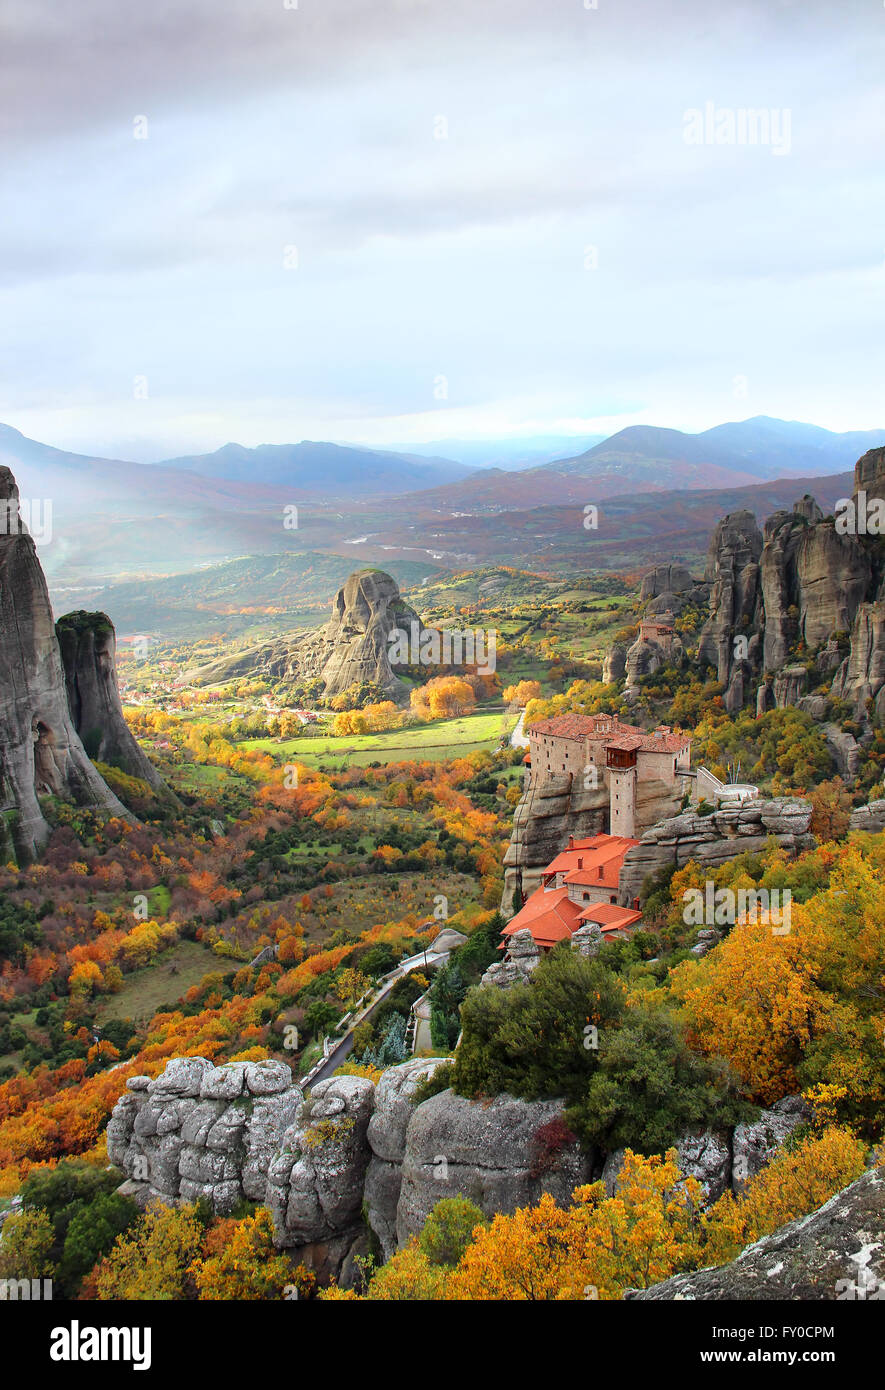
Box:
[577,857,583,869]
[568,835,574,849]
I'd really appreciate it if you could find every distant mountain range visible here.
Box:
[158,440,475,496]
[377,434,609,471]
[1,415,881,592]
[392,418,885,512]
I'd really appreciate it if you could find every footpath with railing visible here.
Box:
[301,945,451,1087]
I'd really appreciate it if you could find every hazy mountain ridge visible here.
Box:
[157,439,476,496]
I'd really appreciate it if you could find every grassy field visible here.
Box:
[95,940,222,1026]
[239,708,515,768]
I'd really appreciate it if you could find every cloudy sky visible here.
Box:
[0,0,883,460]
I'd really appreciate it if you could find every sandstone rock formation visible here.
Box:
[395,1090,592,1247]
[691,450,885,725]
[265,1075,375,1279]
[479,927,540,989]
[617,797,814,906]
[364,1057,449,1260]
[640,564,694,603]
[632,1165,884,1300]
[106,1057,302,1216]
[849,798,885,833]
[502,767,683,913]
[604,1130,731,1205]
[697,509,764,712]
[108,1055,816,1289]
[502,772,607,910]
[56,610,175,798]
[602,641,627,685]
[731,1095,808,1193]
[187,568,427,702]
[0,468,130,862]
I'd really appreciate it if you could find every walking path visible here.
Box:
[304,946,450,1086]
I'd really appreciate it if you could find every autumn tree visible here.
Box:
[808,776,851,842]
[92,1202,206,1300]
[191,1209,293,1300]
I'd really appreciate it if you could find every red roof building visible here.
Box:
[502,832,642,952]
[527,712,691,838]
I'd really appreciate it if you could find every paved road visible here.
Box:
[510,710,529,749]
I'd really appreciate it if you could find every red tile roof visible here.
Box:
[578,902,643,932]
[543,833,639,889]
[502,886,582,948]
[528,712,689,753]
[502,885,641,948]
[529,713,643,741]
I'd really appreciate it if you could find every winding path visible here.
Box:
[304,946,451,1086]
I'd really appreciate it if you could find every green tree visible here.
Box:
[419,1198,485,1267]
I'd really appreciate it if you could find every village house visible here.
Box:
[500,832,643,954]
[526,711,691,837]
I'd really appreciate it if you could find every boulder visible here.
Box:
[365,1058,449,1259]
[396,1090,591,1245]
[632,1166,885,1300]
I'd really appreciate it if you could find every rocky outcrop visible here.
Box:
[265,1075,375,1277]
[854,444,885,503]
[107,1057,302,1216]
[831,601,885,724]
[108,1055,816,1289]
[0,468,131,863]
[502,773,608,911]
[849,799,885,833]
[604,1130,732,1205]
[364,1057,449,1260]
[822,723,861,781]
[396,1090,591,1246]
[56,610,175,798]
[625,627,685,686]
[187,568,426,702]
[640,564,694,603]
[694,453,885,725]
[479,927,541,989]
[602,641,627,685]
[697,510,764,713]
[732,1095,808,1192]
[617,797,814,906]
[502,767,683,915]
[632,1165,884,1300]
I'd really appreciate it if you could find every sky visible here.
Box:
[0,0,883,462]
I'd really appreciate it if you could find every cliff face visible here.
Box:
[109,1055,812,1289]
[188,568,426,701]
[696,509,764,712]
[696,449,885,721]
[0,468,129,862]
[56,610,172,795]
[501,770,683,916]
[616,797,814,906]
